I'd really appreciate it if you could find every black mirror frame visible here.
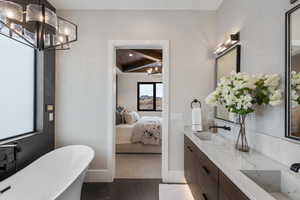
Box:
[214,45,241,124]
[285,4,300,141]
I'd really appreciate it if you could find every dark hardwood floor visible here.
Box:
[81,179,162,200]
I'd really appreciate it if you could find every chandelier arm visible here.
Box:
[0,21,36,48]
[0,32,34,48]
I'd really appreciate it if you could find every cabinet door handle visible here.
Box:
[202,193,208,200]
[202,166,210,174]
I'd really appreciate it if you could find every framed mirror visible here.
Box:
[286,4,300,141]
[215,45,241,123]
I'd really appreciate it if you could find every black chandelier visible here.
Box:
[0,0,77,50]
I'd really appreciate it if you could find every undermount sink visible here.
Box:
[241,170,300,200]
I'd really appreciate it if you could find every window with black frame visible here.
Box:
[0,34,36,141]
[137,82,163,111]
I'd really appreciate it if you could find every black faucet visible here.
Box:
[209,125,231,131]
[290,163,300,173]
[0,143,21,172]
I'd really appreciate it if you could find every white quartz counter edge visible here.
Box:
[184,131,297,200]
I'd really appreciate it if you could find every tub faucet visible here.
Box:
[290,163,300,173]
[0,143,21,172]
[0,144,21,152]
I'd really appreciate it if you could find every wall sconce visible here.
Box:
[214,32,240,55]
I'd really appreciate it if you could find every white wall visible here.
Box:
[216,0,300,167]
[55,10,216,172]
[117,73,162,117]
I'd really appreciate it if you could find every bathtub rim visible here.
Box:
[0,145,95,200]
[51,145,95,200]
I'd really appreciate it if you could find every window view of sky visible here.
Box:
[156,83,163,98]
[140,84,154,97]
[140,83,163,97]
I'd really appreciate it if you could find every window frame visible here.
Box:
[0,48,37,142]
[137,82,163,112]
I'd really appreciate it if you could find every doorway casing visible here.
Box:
[107,40,170,182]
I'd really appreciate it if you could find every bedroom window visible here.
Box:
[137,82,163,112]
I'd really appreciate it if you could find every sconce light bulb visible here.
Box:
[6,10,14,19]
[225,38,232,46]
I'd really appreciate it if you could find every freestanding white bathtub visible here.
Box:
[0,145,95,200]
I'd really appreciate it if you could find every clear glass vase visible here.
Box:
[235,115,250,152]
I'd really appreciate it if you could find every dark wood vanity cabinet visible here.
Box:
[184,136,249,200]
[219,172,249,200]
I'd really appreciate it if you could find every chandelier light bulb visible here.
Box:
[64,28,69,35]
[59,36,64,42]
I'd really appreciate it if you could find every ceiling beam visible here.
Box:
[123,59,155,72]
[129,50,161,62]
[126,62,162,72]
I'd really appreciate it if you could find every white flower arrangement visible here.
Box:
[205,72,282,116]
[291,71,300,107]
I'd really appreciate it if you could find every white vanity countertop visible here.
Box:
[184,130,300,200]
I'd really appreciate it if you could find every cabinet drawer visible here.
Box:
[184,136,219,182]
[195,147,219,183]
[184,136,201,199]
[196,169,218,200]
[219,172,249,200]
[185,136,219,200]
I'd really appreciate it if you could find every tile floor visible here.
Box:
[81,179,161,200]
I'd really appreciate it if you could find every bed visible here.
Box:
[116,123,135,144]
[116,116,162,145]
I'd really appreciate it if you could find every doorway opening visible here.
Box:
[107,40,169,181]
[115,49,163,178]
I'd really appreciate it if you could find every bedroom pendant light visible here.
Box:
[0,0,77,50]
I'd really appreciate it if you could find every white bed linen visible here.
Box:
[116,123,135,144]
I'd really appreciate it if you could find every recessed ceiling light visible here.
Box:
[129,53,133,57]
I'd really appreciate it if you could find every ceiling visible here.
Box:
[116,49,162,73]
[48,0,223,10]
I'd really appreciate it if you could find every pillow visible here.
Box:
[116,111,122,125]
[116,106,125,113]
[124,112,138,124]
[132,111,140,122]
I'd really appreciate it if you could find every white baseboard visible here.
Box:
[163,170,186,184]
[85,169,185,183]
[85,169,113,183]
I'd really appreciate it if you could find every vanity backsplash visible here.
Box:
[215,120,300,168]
